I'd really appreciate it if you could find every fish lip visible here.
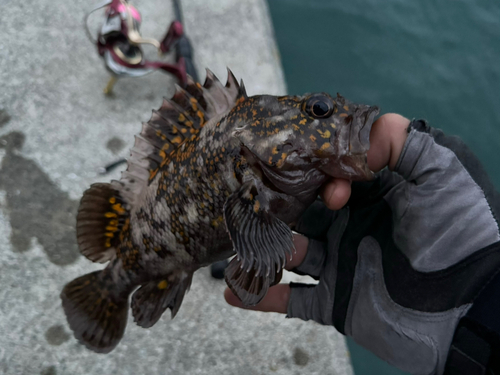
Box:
[319,153,374,181]
[352,105,380,153]
[320,105,379,181]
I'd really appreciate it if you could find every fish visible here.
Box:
[60,69,379,353]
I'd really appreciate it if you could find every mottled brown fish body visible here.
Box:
[61,69,379,353]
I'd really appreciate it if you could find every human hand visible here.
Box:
[224,113,411,312]
[225,113,500,375]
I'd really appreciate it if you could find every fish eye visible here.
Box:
[304,95,334,118]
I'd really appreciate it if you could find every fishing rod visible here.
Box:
[97,0,198,174]
[172,0,198,82]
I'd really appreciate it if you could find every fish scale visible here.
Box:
[61,69,379,353]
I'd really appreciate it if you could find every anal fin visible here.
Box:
[131,272,193,328]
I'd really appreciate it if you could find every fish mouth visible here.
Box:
[320,153,373,181]
[320,104,379,181]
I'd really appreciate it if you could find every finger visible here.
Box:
[224,281,329,324]
[289,235,326,279]
[287,282,329,324]
[285,234,308,270]
[224,284,291,314]
[368,113,410,172]
[295,200,338,238]
[320,178,351,211]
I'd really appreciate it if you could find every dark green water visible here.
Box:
[268,0,500,187]
[267,1,500,374]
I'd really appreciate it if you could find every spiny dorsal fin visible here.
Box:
[113,69,244,208]
[237,79,248,101]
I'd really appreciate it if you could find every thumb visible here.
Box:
[224,284,291,314]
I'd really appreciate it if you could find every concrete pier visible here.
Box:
[0,0,353,374]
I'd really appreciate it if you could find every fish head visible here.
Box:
[232,93,379,183]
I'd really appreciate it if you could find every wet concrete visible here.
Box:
[293,347,310,366]
[45,325,70,346]
[0,0,353,374]
[40,366,57,375]
[0,109,10,128]
[0,132,79,265]
[106,137,126,154]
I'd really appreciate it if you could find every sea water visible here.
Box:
[268,1,500,374]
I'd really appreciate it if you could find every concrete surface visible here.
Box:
[0,0,354,374]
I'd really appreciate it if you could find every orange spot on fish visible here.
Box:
[320,142,331,151]
[317,129,331,138]
[149,168,159,180]
[157,280,168,289]
[112,204,125,214]
[253,200,260,213]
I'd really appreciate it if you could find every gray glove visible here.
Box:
[287,120,500,375]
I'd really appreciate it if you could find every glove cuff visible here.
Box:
[291,239,326,280]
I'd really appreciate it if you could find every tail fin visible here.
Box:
[60,270,130,353]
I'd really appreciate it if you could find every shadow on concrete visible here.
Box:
[0,131,79,266]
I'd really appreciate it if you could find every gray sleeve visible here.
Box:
[384,126,500,272]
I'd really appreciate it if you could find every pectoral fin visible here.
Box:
[223,181,293,305]
[225,257,283,306]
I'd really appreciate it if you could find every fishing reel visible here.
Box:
[85,0,194,95]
